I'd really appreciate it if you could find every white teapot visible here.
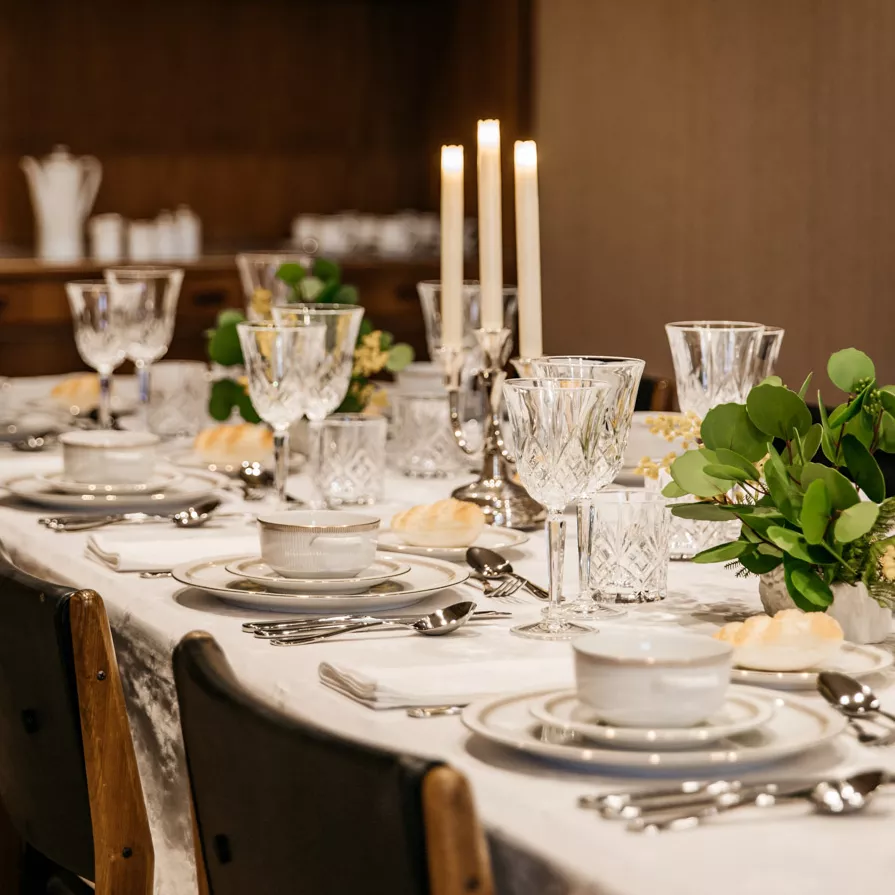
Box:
[21,145,102,263]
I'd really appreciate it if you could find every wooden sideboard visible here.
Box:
[0,255,446,377]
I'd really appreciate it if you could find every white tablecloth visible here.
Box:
[0,438,894,894]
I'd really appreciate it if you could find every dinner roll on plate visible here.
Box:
[194,423,273,465]
[391,498,486,548]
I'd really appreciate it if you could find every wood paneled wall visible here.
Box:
[0,0,530,249]
[535,0,895,400]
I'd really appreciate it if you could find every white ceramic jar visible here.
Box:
[258,511,379,578]
[572,627,733,728]
[60,430,160,485]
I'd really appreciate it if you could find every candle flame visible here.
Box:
[477,119,501,148]
[441,145,464,174]
[514,140,538,170]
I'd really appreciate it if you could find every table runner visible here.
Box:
[0,450,894,894]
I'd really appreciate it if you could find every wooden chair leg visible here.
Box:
[69,590,154,895]
[422,766,494,895]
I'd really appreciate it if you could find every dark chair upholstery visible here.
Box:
[0,550,152,895]
[635,375,675,412]
[174,632,493,895]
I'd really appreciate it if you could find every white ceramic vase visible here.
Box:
[759,566,893,644]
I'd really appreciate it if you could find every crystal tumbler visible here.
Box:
[310,414,387,507]
[391,393,467,478]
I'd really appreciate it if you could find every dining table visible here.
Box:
[1,382,895,895]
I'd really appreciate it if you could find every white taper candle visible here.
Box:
[477,119,503,330]
[440,145,465,350]
[514,140,543,358]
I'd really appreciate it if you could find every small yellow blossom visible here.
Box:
[880,545,895,582]
[634,451,679,480]
[250,287,273,320]
[646,411,701,450]
[363,387,390,415]
[353,331,390,378]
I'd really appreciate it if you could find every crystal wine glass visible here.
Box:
[65,281,131,428]
[237,322,327,505]
[271,304,364,420]
[531,356,645,619]
[237,252,313,320]
[502,378,611,640]
[105,267,184,421]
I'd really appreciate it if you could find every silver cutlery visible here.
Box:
[267,601,476,646]
[40,497,223,532]
[818,671,895,728]
[139,571,173,579]
[243,609,510,634]
[407,705,463,719]
[627,770,887,833]
[466,546,548,601]
[465,573,526,602]
[238,462,305,504]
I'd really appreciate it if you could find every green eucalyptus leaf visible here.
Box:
[385,343,414,372]
[759,375,784,387]
[842,434,885,502]
[828,399,862,429]
[799,423,823,464]
[300,276,325,301]
[335,284,359,304]
[692,541,748,563]
[739,550,782,575]
[784,556,834,610]
[738,511,785,539]
[801,462,860,510]
[798,372,813,400]
[670,503,739,521]
[702,464,751,483]
[314,281,342,304]
[843,405,875,449]
[878,388,895,418]
[766,526,835,564]
[757,543,784,557]
[276,262,306,287]
[208,378,240,421]
[669,449,728,498]
[878,412,895,453]
[312,257,341,283]
[699,403,768,462]
[800,479,832,544]
[208,322,244,367]
[764,460,802,524]
[712,449,761,481]
[661,480,687,499]
[216,309,245,328]
[828,348,875,393]
[233,386,262,424]
[834,501,880,543]
[746,385,812,439]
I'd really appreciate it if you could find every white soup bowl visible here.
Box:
[60,430,160,485]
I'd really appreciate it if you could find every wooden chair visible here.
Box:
[635,375,676,412]
[174,631,494,895]
[0,551,153,895]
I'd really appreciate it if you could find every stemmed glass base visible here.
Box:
[510,614,593,642]
[562,600,627,620]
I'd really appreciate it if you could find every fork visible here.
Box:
[483,578,525,601]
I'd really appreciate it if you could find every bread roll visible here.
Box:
[391,498,486,548]
[51,374,100,413]
[714,608,843,671]
[194,423,273,464]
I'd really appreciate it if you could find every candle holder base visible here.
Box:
[451,470,546,531]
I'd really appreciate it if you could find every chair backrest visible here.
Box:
[0,551,153,895]
[175,632,493,895]
[635,375,676,412]
[0,553,94,881]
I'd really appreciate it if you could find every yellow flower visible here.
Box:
[250,287,273,320]
[353,331,390,378]
[363,386,390,415]
[645,411,702,445]
[880,545,895,582]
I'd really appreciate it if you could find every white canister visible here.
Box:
[155,211,178,261]
[128,220,157,262]
[175,205,201,260]
[89,213,125,263]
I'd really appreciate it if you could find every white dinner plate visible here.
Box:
[528,687,776,751]
[34,469,185,496]
[172,554,469,612]
[3,470,225,512]
[165,448,303,478]
[462,688,846,773]
[731,642,894,690]
[223,556,412,595]
[376,526,529,560]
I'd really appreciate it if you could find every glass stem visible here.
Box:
[576,500,593,600]
[136,361,151,431]
[273,427,290,507]
[544,510,566,633]
[98,370,113,429]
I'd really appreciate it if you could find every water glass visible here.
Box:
[391,393,467,477]
[65,280,130,428]
[752,325,785,384]
[237,252,313,319]
[147,361,211,437]
[589,489,671,603]
[310,414,387,507]
[665,321,765,417]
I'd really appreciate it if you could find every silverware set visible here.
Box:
[465,546,548,602]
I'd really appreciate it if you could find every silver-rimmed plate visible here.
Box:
[223,556,412,595]
[35,469,185,496]
[731,642,893,690]
[172,553,469,612]
[462,688,846,773]
[3,470,225,512]
[165,448,304,478]
[528,687,776,751]
[377,526,529,560]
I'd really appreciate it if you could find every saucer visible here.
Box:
[528,687,776,750]
[223,556,411,595]
[35,469,184,496]
[731,642,893,690]
[462,688,846,773]
[377,525,528,560]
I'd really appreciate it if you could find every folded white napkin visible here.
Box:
[86,525,259,572]
[319,656,574,709]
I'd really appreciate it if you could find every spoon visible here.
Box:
[41,497,223,532]
[466,547,548,601]
[268,601,477,646]
[629,770,887,833]
[171,498,223,528]
[818,671,895,725]
[239,462,305,505]
[10,432,57,452]
[407,705,463,719]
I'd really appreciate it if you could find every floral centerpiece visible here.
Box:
[664,348,895,642]
[206,258,413,421]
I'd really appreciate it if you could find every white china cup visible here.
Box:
[60,430,160,485]
[258,511,380,578]
[572,627,733,728]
